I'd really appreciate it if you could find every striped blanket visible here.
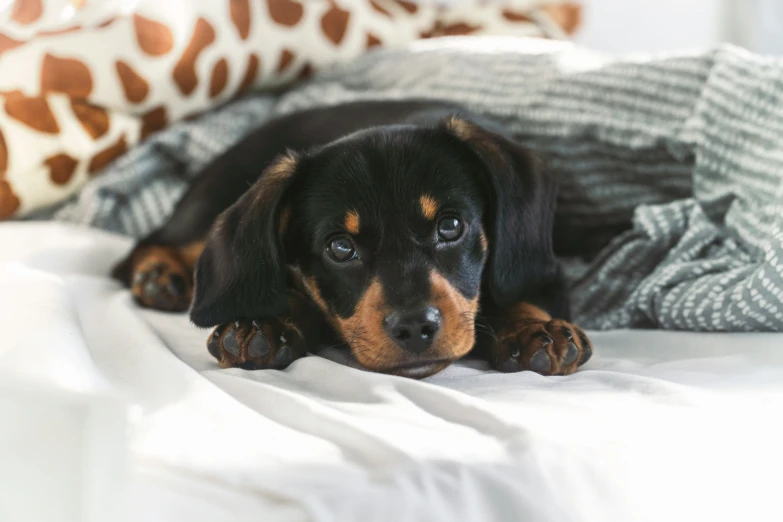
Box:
[37,37,783,332]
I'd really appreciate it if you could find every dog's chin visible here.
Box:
[348,334,474,379]
[347,351,453,379]
[385,360,452,379]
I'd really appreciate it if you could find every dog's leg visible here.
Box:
[479,303,593,376]
[112,121,292,311]
[206,287,323,370]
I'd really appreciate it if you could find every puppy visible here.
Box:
[113,100,592,378]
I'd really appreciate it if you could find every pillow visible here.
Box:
[0,0,581,219]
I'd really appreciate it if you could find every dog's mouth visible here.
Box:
[381,359,452,379]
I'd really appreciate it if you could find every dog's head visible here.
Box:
[190,116,558,378]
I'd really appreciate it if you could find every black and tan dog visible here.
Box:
[113,100,592,379]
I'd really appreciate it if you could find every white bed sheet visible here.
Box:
[1,222,782,522]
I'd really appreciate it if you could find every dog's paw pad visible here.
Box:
[563,341,580,365]
[207,326,223,359]
[247,330,270,358]
[222,329,242,357]
[166,274,188,296]
[576,329,593,365]
[529,349,552,374]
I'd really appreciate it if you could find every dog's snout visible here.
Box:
[383,306,442,353]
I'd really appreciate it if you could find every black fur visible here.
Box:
[437,121,564,317]
[189,168,296,325]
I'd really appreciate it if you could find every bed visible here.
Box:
[3,4,783,519]
[2,221,782,522]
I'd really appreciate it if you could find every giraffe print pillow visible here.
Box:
[0,0,581,219]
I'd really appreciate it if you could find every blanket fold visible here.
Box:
[34,37,783,332]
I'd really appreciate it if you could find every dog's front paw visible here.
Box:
[492,319,592,376]
[130,247,192,312]
[207,319,307,370]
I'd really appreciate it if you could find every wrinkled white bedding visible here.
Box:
[1,222,782,522]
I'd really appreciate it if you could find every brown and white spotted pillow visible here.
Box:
[0,0,581,219]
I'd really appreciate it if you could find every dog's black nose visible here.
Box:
[384,306,442,353]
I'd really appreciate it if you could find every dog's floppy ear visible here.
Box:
[190,153,299,327]
[442,116,559,309]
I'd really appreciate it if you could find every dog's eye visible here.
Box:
[327,236,357,262]
[437,216,463,242]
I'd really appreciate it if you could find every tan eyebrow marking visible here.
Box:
[419,194,439,220]
[479,231,488,251]
[344,210,360,235]
[443,115,477,141]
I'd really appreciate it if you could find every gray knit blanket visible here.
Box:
[36,37,783,332]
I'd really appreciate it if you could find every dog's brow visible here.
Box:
[444,116,477,140]
[479,230,488,251]
[344,210,360,235]
[419,195,439,220]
